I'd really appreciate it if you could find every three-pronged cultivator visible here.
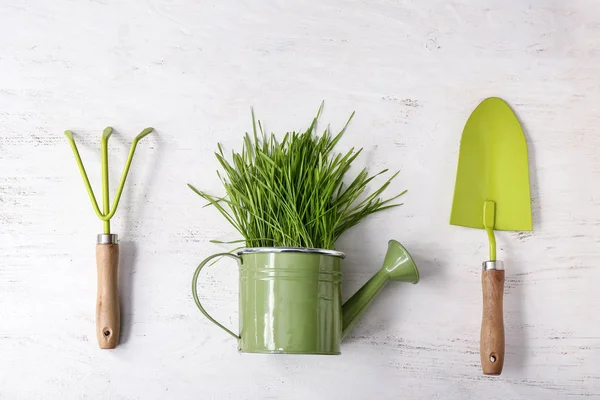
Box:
[64,127,152,349]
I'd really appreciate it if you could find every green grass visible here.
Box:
[188,104,406,250]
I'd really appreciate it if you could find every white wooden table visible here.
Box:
[1,1,599,398]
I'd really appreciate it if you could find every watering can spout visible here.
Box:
[341,240,419,338]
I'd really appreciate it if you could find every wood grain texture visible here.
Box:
[1,0,600,399]
[481,270,505,375]
[96,244,120,349]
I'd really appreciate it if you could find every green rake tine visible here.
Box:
[102,127,153,222]
[64,130,104,220]
[101,127,114,233]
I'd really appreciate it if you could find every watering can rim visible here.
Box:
[237,247,345,259]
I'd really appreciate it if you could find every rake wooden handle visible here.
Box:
[480,269,505,375]
[96,243,120,349]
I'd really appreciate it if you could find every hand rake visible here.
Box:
[64,127,152,349]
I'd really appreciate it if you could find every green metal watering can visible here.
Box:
[192,240,420,354]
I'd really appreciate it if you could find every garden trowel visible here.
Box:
[450,97,532,375]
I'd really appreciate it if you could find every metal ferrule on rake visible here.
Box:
[64,127,153,234]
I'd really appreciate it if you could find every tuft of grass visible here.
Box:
[188,104,406,250]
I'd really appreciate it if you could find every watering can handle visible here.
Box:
[192,253,241,340]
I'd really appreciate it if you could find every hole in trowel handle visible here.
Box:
[489,353,497,363]
[103,329,112,337]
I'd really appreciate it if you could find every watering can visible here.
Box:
[192,240,419,354]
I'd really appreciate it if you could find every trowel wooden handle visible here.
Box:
[96,243,120,349]
[480,267,505,375]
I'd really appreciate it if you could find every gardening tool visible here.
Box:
[65,127,153,349]
[192,239,419,354]
[450,97,532,375]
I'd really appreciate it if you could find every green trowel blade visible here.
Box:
[450,97,532,231]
